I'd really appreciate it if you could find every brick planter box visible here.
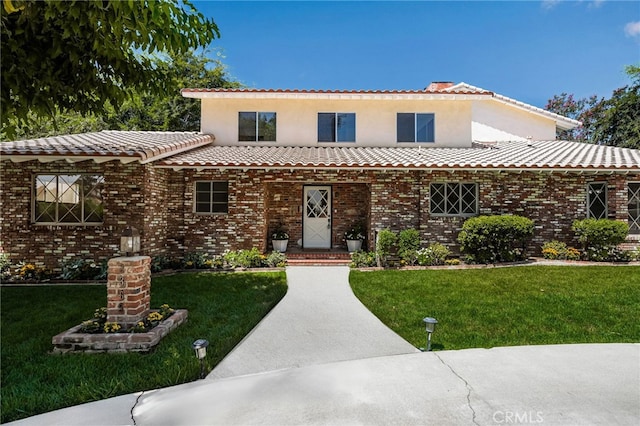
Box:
[52,309,188,354]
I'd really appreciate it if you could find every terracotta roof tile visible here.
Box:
[1,131,214,162]
[157,141,640,171]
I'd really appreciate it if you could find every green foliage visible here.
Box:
[1,0,220,138]
[572,219,628,261]
[416,243,451,266]
[264,251,287,268]
[541,240,581,261]
[222,248,264,269]
[60,258,107,280]
[350,266,640,351]
[376,229,397,267]
[458,215,534,264]
[546,65,639,148]
[350,250,377,268]
[397,229,420,266]
[344,221,366,240]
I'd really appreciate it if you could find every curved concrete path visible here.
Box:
[8,266,640,425]
[208,266,420,379]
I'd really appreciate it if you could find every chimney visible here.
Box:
[426,81,454,91]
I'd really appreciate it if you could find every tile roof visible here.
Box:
[1,131,214,163]
[180,87,493,96]
[157,141,640,172]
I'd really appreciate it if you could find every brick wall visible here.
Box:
[2,158,637,271]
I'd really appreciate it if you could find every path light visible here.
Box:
[120,226,140,256]
[192,339,209,379]
[421,317,438,352]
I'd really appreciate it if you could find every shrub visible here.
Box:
[376,229,397,267]
[182,252,221,269]
[264,251,287,268]
[350,250,377,268]
[398,229,420,265]
[458,215,534,264]
[60,258,107,280]
[416,243,451,266]
[541,241,581,261]
[223,248,264,269]
[572,219,628,261]
[16,262,50,281]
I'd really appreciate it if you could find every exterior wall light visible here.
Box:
[192,339,209,379]
[120,226,140,257]
[421,317,438,352]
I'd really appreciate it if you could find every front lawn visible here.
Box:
[350,266,640,350]
[0,271,287,423]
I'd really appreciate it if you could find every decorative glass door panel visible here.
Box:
[303,186,331,248]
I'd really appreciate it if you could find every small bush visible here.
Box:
[541,241,581,261]
[572,219,628,261]
[416,243,451,266]
[458,215,534,264]
[223,248,264,269]
[376,229,397,267]
[398,229,420,265]
[183,252,221,269]
[350,250,377,268]
[264,251,287,268]
[60,258,107,280]
[445,258,461,266]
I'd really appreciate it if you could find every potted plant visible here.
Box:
[271,222,289,253]
[344,221,366,252]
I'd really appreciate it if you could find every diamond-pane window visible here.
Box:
[587,182,607,219]
[34,175,103,224]
[430,183,477,217]
[628,182,640,234]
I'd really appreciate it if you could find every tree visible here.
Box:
[546,65,639,149]
[1,51,241,139]
[1,0,219,137]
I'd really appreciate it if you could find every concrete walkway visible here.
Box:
[208,266,419,379]
[7,266,640,425]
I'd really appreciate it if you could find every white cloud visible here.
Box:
[624,21,640,38]
[541,0,560,10]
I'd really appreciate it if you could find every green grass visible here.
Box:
[0,271,287,423]
[350,266,640,351]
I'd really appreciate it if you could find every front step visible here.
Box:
[286,251,352,266]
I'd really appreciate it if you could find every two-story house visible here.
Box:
[1,82,639,270]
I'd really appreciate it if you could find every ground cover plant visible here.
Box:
[350,266,640,351]
[0,271,287,423]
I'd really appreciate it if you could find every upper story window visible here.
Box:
[587,182,607,219]
[430,183,477,217]
[397,113,435,143]
[239,112,276,141]
[33,174,104,224]
[318,113,356,142]
[628,182,640,234]
[195,181,229,214]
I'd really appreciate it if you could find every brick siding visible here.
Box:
[1,160,638,271]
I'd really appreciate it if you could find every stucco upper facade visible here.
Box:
[183,82,577,147]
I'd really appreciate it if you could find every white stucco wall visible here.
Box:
[200,97,474,147]
[471,100,557,142]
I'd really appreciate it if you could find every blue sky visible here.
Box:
[193,1,640,108]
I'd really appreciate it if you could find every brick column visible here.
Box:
[106,256,151,329]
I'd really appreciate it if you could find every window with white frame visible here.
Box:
[33,174,104,224]
[628,182,640,234]
[318,113,356,142]
[430,183,478,216]
[195,181,229,214]
[397,113,435,143]
[238,112,276,141]
[587,182,608,219]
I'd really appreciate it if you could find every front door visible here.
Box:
[303,186,331,249]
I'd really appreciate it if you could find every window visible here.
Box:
[239,112,276,141]
[397,113,435,143]
[629,182,640,234]
[318,113,355,142]
[430,183,477,216]
[195,181,229,213]
[34,174,104,224]
[587,182,607,219]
